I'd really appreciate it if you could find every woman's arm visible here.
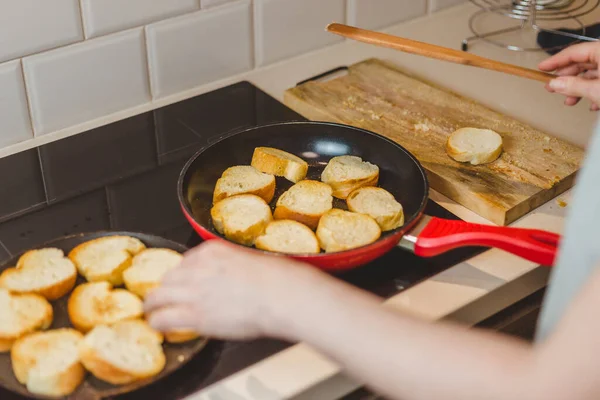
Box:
[145,241,600,400]
[274,274,534,400]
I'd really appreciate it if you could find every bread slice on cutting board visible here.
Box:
[321,156,379,199]
[251,147,308,183]
[255,220,321,254]
[347,187,405,231]
[0,248,77,301]
[445,127,503,165]
[68,282,143,333]
[122,248,200,343]
[213,165,276,204]
[11,328,85,397]
[316,209,381,253]
[68,236,146,286]
[79,319,166,385]
[274,180,333,230]
[211,194,273,246]
[0,289,53,353]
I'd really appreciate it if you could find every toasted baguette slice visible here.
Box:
[213,165,276,204]
[211,194,273,246]
[11,328,84,397]
[446,127,503,165]
[274,180,333,230]
[0,289,53,352]
[321,156,379,199]
[0,248,77,301]
[164,330,200,344]
[347,187,404,231]
[255,220,320,254]
[68,282,143,333]
[123,248,183,299]
[121,249,200,343]
[79,320,165,385]
[251,147,308,183]
[316,209,381,253]
[69,236,146,286]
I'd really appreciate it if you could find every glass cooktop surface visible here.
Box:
[0,82,483,399]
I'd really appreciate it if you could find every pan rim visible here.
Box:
[177,121,430,259]
[0,231,190,266]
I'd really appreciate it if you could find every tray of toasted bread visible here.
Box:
[0,231,208,399]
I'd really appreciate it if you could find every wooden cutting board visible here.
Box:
[284,58,584,226]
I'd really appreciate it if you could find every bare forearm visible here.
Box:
[274,275,536,400]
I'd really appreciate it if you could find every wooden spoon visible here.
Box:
[327,23,555,83]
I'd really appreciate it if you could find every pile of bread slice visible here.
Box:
[211,147,405,254]
[0,236,196,397]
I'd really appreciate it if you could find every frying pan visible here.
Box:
[0,231,209,400]
[178,122,560,271]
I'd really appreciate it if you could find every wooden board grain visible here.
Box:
[284,58,584,226]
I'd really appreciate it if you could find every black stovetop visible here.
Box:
[0,81,483,400]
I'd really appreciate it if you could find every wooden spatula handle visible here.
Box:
[327,23,555,83]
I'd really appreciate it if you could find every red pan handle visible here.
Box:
[412,217,560,266]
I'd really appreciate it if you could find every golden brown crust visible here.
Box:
[40,273,78,301]
[251,147,308,183]
[79,344,139,385]
[0,270,77,301]
[54,362,86,396]
[0,249,78,301]
[164,330,200,343]
[79,322,166,385]
[11,329,85,396]
[123,248,184,299]
[213,174,276,204]
[68,236,145,285]
[327,173,379,199]
[68,283,143,333]
[221,219,270,246]
[347,187,405,231]
[210,195,272,246]
[255,221,321,254]
[316,209,382,253]
[273,206,322,230]
[10,341,28,384]
[67,285,88,333]
[123,281,157,299]
[444,137,464,162]
[0,338,16,353]
[0,292,53,353]
[273,180,333,230]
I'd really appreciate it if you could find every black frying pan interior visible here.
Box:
[180,121,429,246]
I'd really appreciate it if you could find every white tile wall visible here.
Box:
[0,0,83,63]
[255,0,346,67]
[146,1,253,99]
[80,0,200,38]
[429,0,468,12]
[0,61,34,147]
[23,29,150,136]
[347,0,427,30]
[0,0,461,150]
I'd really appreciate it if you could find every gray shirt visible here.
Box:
[536,120,600,341]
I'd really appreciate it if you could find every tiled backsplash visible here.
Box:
[0,0,465,152]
